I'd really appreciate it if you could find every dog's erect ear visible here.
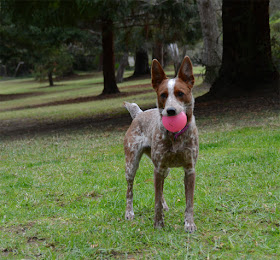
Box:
[151,59,167,90]
[178,56,195,87]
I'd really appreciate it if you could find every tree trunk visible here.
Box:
[48,71,54,86]
[101,18,120,95]
[168,43,186,76]
[14,61,24,77]
[152,40,163,67]
[98,53,103,72]
[116,52,128,83]
[208,0,279,98]
[133,47,150,76]
[197,0,222,84]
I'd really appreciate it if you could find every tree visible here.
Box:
[0,1,80,84]
[206,0,279,98]
[269,2,280,72]
[197,0,222,84]
[2,0,202,93]
[121,0,201,77]
[133,47,150,76]
[116,52,128,83]
[2,0,123,94]
[101,18,119,94]
[147,0,201,73]
[77,0,142,94]
[34,46,73,86]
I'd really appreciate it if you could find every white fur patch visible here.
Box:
[167,79,176,107]
[162,78,184,116]
[167,78,176,93]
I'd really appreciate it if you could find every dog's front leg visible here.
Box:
[154,168,167,229]
[184,168,197,233]
[161,178,169,211]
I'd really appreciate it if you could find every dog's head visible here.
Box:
[151,56,195,120]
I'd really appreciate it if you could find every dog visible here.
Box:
[123,56,199,232]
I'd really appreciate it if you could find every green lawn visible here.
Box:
[0,71,279,259]
[0,69,205,132]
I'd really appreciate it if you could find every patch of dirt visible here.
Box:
[0,222,36,235]
[27,236,46,244]
[0,222,38,257]
[85,191,101,198]
[1,248,14,257]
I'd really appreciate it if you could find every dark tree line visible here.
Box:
[1,0,200,92]
[1,0,279,99]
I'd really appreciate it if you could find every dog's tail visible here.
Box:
[123,102,143,119]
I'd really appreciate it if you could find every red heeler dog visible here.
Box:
[124,56,199,232]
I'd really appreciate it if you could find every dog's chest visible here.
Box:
[151,130,198,168]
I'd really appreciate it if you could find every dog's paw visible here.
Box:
[162,200,169,211]
[154,220,164,229]
[125,210,134,220]
[184,221,197,233]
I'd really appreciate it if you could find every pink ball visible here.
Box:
[162,111,187,132]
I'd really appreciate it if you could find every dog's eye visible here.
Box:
[177,91,184,97]
[160,93,167,99]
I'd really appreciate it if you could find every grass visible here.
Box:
[0,70,279,259]
[0,68,206,132]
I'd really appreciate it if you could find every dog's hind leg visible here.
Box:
[124,142,143,220]
[184,168,197,233]
[125,177,135,220]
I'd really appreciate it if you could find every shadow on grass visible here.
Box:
[1,94,279,140]
[0,92,46,102]
[0,112,134,139]
[1,89,153,113]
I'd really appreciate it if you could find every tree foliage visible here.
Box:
[1,0,201,91]
[270,10,280,71]
[0,1,99,83]
[33,46,73,85]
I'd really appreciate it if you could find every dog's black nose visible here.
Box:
[166,107,176,116]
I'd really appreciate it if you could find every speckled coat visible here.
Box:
[124,56,199,232]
